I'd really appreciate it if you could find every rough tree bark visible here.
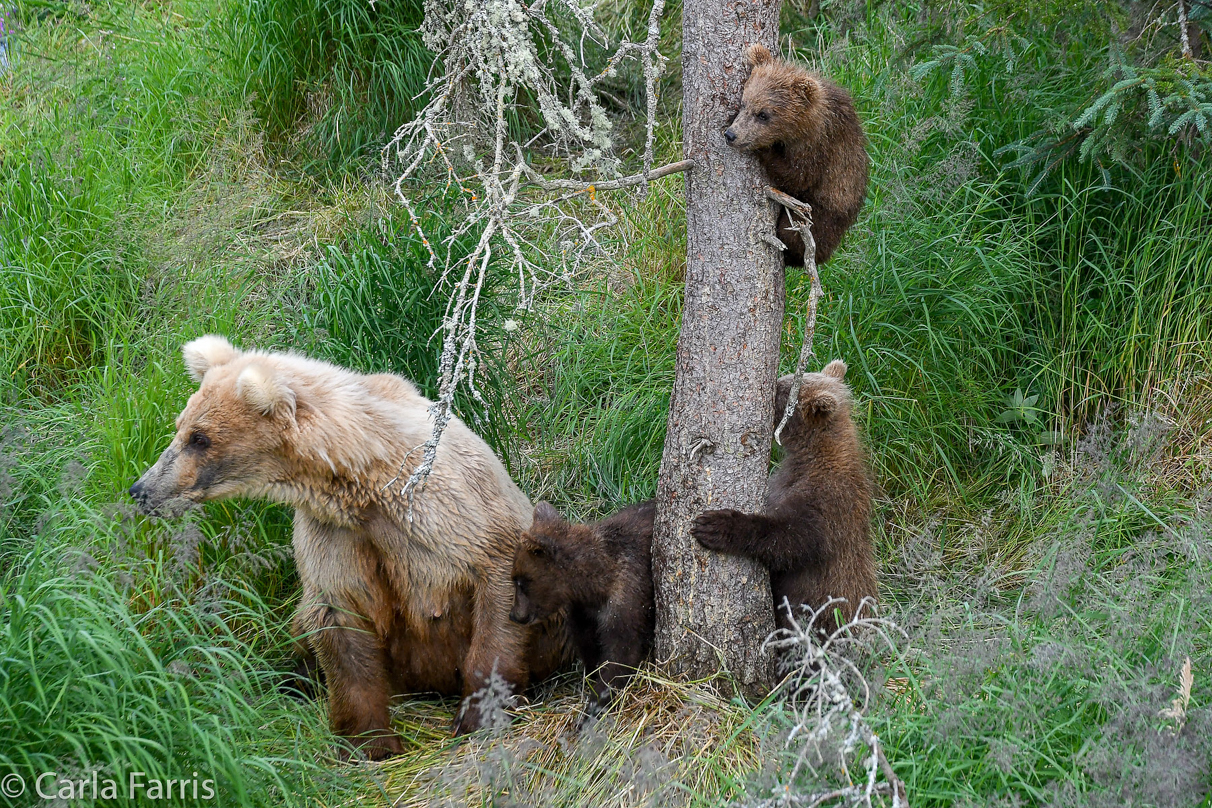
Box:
[651,0,783,696]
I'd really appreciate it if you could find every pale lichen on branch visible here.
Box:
[766,187,823,447]
[381,0,671,501]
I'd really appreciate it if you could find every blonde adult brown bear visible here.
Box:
[129,336,571,758]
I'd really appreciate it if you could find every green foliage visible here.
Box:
[994,388,1041,425]
[223,0,429,171]
[1071,51,1212,163]
[303,217,518,453]
[0,2,230,395]
[508,175,685,513]
[519,272,679,512]
[871,430,1212,806]
[910,3,1212,189]
[0,155,141,394]
[0,540,337,807]
[2,0,1211,805]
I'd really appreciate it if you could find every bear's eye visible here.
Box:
[757,110,771,122]
[513,576,527,592]
[188,431,211,450]
[530,545,545,558]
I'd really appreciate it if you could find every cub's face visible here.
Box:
[726,75,788,151]
[509,503,573,625]
[129,336,294,515]
[724,44,818,152]
[511,542,567,625]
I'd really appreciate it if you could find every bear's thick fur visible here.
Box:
[724,44,868,267]
[130,336,572,757]
[509,500,655,713]
[692,360,877,630]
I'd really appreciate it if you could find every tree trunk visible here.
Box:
[651,0,783,697]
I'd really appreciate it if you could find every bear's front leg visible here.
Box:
[693,508,826,573]
[586,598,647,714]
[279,647,325,701]
[305,604,404,760]
[691,508,762,554]
[454,567,529,735]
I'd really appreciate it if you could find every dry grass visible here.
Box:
[363,670,763,808]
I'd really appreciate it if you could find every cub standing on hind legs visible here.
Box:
[692,361,877,631]
[724,44,869,267]
[509,501,656,715]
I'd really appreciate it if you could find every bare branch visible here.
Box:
[1179,0,1194,59]
[766,187,824,446]
[381,0,672,501]
[523,158,693,193]
[639,0,669,187]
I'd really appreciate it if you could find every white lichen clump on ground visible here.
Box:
[746,597,909,808]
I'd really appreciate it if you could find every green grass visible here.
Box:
[224,0,429,172]
[301,216,522,455]
[0,542,339,806]
[2,0,1210,805]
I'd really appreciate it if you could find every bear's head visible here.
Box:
[509,502,585,625]
[773,359,853,446]
[129,335,301,515]
[724,43,824,152]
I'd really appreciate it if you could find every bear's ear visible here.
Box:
[531,534,559,558]
[744,43,774,69]
[795,74,822,106]
[183,335,241,382]
[533,501,563,524]
[822,360,847,380]
[236,362,297,420]
[802,386,842,416]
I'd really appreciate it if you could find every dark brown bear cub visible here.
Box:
[692,360,876,630]
[510,500,655,714]
[725,44,869,267]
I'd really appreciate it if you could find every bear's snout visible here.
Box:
[724,128,737,144]
[128,446,184,515]
[128,473,163,515]
[509,592,534,625]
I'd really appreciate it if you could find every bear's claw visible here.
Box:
[692,509,745,552]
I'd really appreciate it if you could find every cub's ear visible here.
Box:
[534,535,560,559]
[744,43,774,69]
[183,335,241,382]
[796,74,822,106]
[822,359,847,380]
[802,385,843,415]
[533,501,563,524]
[236,362,297,420]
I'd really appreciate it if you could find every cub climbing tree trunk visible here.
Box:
[652,0,783,695]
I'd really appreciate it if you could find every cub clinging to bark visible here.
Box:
[692,360,876,630]
[509,500,655,714]
[129,336,572,758]
[724,44,869,267]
